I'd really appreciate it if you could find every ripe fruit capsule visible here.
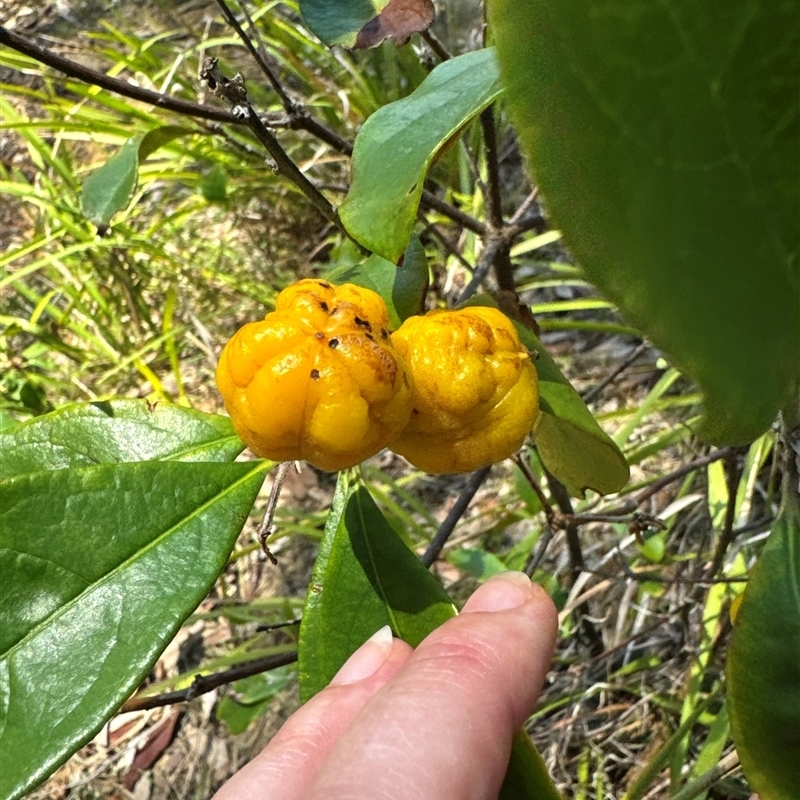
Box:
[388,306,539,474]
[216,279,413,471]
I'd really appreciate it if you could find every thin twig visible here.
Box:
[504,213,549,239]
[545,471,584,579]
[215,0,356,154]
[213,0,297,112]
[582,341,648,404]
[255,617,301,633]
[513,452,556,524]
[422,224,473,271]
[708,449,745,576]
[419,29,451,61]
[455,236,502,304]
[524,525,556,577]
[120,650,297,712]
[479,108,504,232]
[479,106,516,294]
[0,25,236,124]
[583,566,748,586]
[544,469,604,654]
[508,188,539,226]
[607,447,737,517]
[421,466,492,567]
[420,189,486,235]
[200,58,351,240]
[255,460,291,563]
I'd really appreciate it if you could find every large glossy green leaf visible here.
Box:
[0,460,265,800]
[0,404,264,800]
[727,505,800,800]
[491,0,800,444]
[0,399,244,479]
[326,235,429,329]
[340,48,503,261]
[298,472,564,799]
[298,471,455,701]
[467,297,629,496]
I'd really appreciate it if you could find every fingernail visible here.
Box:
[330,625,394,685]
[464,571,533,613]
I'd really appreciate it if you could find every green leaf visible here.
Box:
[500,730,565,800]
[198,163,228,203]
[326,235,429,328]
[137,125,194,162]
[523,328,629,496]
[299,0,434,48]
[727,506,800,800]
[80,126,193,227]
[0,460,266,800]
[298,472,564,800]
[216,667,294,735]
[0,400,245,479]
[340,48,504,261]
[448,547,506,581]
[298,471,455,701]
[466,297,629,496]
[491,0,800,444]
[81,135,141,227]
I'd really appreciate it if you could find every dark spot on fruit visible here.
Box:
[320,301,329,312]
[315,331,325,340]
[354,316,373,332]
[403,373,410,387]
[318,281,331,289]
[329,338,340,348]
[310,369,320,380]
[330,307,339,314]
[365,332,374,341]
[380,328,389,339]
[412,408,419,414]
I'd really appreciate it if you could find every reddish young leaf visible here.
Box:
[355,0,434,48]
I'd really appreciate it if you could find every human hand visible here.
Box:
[214,571,558,800]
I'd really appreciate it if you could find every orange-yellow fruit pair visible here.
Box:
[216,279,539,474]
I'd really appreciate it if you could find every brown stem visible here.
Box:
[421,466,492,567]
[582,342,648,404]
[609,446,737,516]
[708,450,744,576]
[2,25,487,240]
[214,0,297,113]
[200,58,351,240]
[420,189,486,236]
[0,25,236,124]
[545,470,584,581]
[419,29,451,61]
[120,650,297,712]
[508,188,538,225]
[455,236,502,303]
[479,107,504,232]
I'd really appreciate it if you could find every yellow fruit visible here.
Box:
[389,306,539,474]
[216,279,413,471]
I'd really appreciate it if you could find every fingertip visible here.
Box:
[462,571,556,619]
[330,625,394,685]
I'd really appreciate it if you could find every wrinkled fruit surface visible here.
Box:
[216,280,413,471]
[389,306,539,473]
